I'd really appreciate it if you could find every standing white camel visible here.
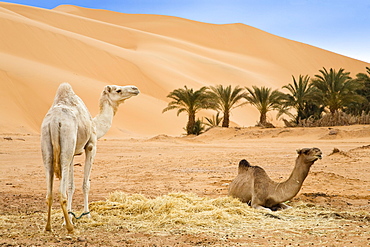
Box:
[41,82,139,233]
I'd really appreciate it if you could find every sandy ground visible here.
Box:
[1,125,370,246]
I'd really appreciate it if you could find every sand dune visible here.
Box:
[0,2,369,136]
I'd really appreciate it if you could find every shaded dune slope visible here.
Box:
[0,3,369,136]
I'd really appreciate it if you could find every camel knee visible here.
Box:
[59,194,69,215]
[46,194,53,205]
[60,192,67,202]
[86,143,94,152]
[67,182,75,195]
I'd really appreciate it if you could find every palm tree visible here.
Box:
[244,86,284,126]
[204,112,223,128]
[356,67,370,84]
[207,85,247,127]
[280,75,322,123]
[311,67,365,113]
[349,67,370,114]
[162,86,212,135]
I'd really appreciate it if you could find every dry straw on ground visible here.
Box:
[1,192,369,245]
[82,192,369,238]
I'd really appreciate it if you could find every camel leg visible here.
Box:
[82,142,96,217]
[251,197,272,212]
[42,129,54,232]
[66,159,75,223]
[45,166,54,231]
[59,167,74,233]
[59,128,76,233]
[276,203,292,210]
[252,204,272,212]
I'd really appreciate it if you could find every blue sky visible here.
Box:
[3,0,370,63]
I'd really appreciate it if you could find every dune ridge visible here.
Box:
[0,2,369,136]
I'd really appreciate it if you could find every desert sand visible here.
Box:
[1,126,370,246]
[1,2,370,246]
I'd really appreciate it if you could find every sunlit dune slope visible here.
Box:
[0,3,369,136]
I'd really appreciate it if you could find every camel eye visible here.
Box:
[116,89,121,93]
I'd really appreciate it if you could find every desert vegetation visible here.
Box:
[163,67,370,135]
[162,86,213,135]
[206,85,248,128]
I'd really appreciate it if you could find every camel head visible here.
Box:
[296,147,322,163]
[104,85,140,103]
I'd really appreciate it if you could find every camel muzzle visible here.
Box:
[314,153,323,160]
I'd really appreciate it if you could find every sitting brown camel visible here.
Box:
[228,148,322,211]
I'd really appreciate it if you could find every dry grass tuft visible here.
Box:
[297,111,370,127]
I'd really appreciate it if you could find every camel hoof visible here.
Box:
[66,224,74,234]
[254,205,272,212]
[276,203,292,211]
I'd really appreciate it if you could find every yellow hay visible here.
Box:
[85,192,263,234]
[0,192,369,244]
[80,192,369,237]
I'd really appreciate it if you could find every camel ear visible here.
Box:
[239,159,250,168]
[105,85,112,93]
[297,148,310,155]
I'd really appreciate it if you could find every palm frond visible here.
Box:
[204,112,223,127]
[312,67,364,113]
[207,85,247,127]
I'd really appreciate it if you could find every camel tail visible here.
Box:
[239,159,251,168]
[50,122,61,179]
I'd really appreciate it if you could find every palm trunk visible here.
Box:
[186,113,196,135]
[259,112,267,125]
[222,111,230,127]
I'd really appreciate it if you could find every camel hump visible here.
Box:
[239,159,251,168]
[53,83,77,105]
[56,83,74,97]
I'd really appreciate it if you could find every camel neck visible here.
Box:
[93,101,115,139]
[276,157,312,202]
